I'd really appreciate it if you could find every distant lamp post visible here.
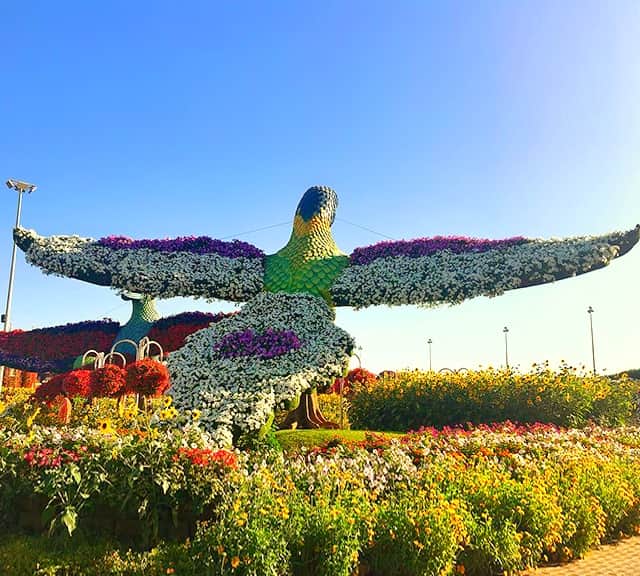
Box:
[587,306,596,375]
[503,326,510,369]
[427,338,433,371]
[0,179,36,394]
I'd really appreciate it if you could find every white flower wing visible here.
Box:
[330,226,640,309]
[14,228,264,302]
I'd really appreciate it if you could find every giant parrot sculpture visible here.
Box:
[12,186,640,444]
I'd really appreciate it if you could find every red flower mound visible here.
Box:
[62,370,92,398]
[125,359,170,397]
[33,374,65,403]
[90,365,126,398]
[331,367,377,396]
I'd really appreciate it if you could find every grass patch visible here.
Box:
[274,428,402,452]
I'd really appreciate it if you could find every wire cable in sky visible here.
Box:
[220,221,290,240]
[336,217,396,240]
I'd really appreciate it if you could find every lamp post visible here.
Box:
[587,306,596,375]
[427,338,432,371]
[0,179,36,395]
[503,326,509,369]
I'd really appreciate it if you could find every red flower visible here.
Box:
[125,359,170,397]
[90,364,126,397]
[62,369,92,398]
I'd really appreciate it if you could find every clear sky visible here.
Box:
[2,1,639,374]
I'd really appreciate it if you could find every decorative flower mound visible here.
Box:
[126,359,171,397]
[62,370,92,398]
[331,367,377,396]
[97,235,265,259]
[350,235,529,265]
[0,319,119,373]
[168,292,355,446]
[213,328,302,360]
[90,365,126,398]
[147,311,234,352]
[331,230,628,308]
[15,228,265,302]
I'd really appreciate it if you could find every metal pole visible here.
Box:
[427,338,432,371]
[0,180,36,395]
[3,189,24,332]
[503,326,509,369]
[588,306,596,375]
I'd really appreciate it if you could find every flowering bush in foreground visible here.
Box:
[349,365,639,431]
[1,421,640,574]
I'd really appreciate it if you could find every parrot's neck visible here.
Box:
[277,217,344,264]
[263,217,349,301]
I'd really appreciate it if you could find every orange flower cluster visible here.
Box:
[175,447,237,469]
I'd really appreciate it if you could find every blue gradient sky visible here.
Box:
[2,1,639,373]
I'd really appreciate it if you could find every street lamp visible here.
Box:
[503,326,509,369]
[0,179,36,395]
[427,338,432,371]
[587,306,596,375]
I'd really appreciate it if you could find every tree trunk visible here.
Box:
[282,389,339,429]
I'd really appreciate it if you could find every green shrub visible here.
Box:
[349,366,639,431]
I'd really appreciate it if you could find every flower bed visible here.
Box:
[0,422,639,575]
[349,365,639,431]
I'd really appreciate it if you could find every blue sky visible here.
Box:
[2,1,639,373]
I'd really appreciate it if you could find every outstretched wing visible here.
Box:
[13,228,265,302]
[167,292,355,445]
[0,312,229,374]
[330,226,640,309]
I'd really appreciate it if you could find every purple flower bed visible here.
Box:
[97,235,265,260]
[350,236,530,265]
[213,328,302,359]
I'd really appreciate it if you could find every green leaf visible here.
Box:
[69,464,81,484]
[61,507,77,535]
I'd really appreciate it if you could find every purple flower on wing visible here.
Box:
[350,236,530,265]
[97,235,265,260]
[213,328,302,359]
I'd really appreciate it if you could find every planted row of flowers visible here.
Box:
[0,422,639,575]
[348,365,639,431]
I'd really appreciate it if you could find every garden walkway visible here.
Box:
[521,535,640,575]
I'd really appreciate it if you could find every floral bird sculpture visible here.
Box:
[13,186,640,444]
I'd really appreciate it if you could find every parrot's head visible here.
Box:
[293,185,338,237]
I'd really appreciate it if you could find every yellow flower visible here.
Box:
[163,395,173,408]
[190,409,201,421]
[123,406,138,420]
[26,407,41,428]
[231,556,241,569]
[97,418,114,434]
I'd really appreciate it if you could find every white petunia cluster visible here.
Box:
[331,233,624,309]
[16,228,264,302]
[167,292,355,446]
